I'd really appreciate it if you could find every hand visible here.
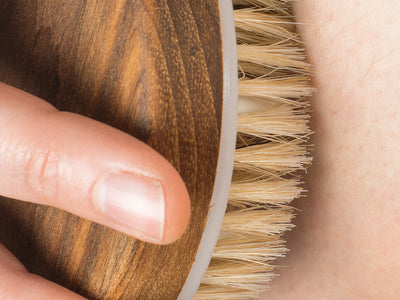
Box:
[0,82,191,298]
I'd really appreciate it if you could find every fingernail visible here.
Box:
[93,173,165,242]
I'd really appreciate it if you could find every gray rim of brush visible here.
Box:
[177,1,238,299]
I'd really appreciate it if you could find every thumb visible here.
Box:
[0,82,191,244]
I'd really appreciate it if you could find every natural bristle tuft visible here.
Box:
[194,0,312,299]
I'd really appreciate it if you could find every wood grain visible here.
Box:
[0,1,223,299]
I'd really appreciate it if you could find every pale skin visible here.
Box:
[262,0,400,299]
[1,0,399,298]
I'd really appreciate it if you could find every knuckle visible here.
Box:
[24,145,60,204]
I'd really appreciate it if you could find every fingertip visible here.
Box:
[90,163,191,245]
[159,167,191,245]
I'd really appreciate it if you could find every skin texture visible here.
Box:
[0,82,191,298]
[262,0,400,299]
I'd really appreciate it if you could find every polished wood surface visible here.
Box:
[0,1,222,298]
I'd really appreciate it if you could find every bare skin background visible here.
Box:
[263,0,400,299]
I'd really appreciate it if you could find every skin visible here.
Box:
[262,0,400,299]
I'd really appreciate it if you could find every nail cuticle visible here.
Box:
[92,172,166,242]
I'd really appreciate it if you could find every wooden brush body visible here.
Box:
[0,1,224,298]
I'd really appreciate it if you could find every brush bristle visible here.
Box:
[194,1,312,299]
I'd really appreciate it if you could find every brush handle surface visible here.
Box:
[178,0,238,297]
[0,1,223,298]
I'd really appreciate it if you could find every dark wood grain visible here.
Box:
[0,1,223,299]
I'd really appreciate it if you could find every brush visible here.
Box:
[191,1,312,299]
[0,0,312,299]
